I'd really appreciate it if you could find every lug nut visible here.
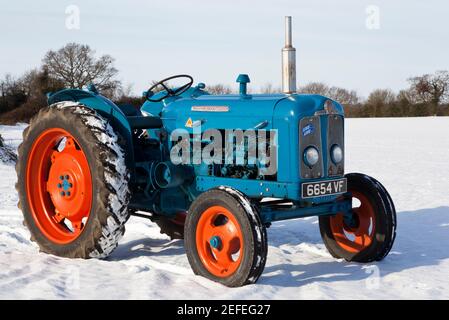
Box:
[59,176,64,180]
[60,191,65,196]
[57,183,62,188]
[67,192,71,196]
[65,175,70,180]
[69,183,73,188]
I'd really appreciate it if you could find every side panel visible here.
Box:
[196,176,300,199]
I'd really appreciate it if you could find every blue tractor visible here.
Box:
[16,17,396,287]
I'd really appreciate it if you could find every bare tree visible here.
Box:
[0,74,25,98]
[42,43,121,95]
[397,89,418,105]
[207,84,234,95]
[408,70,449,114]
[299,82,359,106]
[366,89,396,117]
[260,83,281,94]
[20,69,64,98]
[0,74,28,114]
[367,89,396,105]
[300,82,330,96]
[328,87,360,106]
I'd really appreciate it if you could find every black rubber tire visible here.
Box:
[184,187,268,287]
[319,173,397,262]
[16,102,130,258]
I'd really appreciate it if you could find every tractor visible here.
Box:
[16,17,396,287]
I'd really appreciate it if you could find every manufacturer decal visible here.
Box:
[302,124,315,136]
[191,106,229,112]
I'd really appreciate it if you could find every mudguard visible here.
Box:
[47,88,135,178]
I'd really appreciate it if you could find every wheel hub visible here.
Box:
[47,143,90,222]
[59,175,73,195]
[209,235,222,250]
[329,191,375,253]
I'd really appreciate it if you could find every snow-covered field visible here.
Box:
[1,117,448,299]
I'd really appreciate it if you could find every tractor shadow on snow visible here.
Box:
[260,206,449,287]
[109,237,185,261]
[106,207,449,287]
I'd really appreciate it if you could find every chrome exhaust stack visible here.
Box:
[282,16,297,94]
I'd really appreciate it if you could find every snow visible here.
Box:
[1,117,449,299]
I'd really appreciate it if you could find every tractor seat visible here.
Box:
[117,104,163,129]
[118,104,141,116]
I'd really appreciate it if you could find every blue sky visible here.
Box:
[0,0,448,97]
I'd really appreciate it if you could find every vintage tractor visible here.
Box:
[16,17,396,287]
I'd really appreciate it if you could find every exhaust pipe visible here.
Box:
[282,16,297,94]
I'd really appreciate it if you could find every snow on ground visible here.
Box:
[1,118,449,299]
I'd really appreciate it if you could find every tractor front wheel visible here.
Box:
[319,173,396,262]
[185,187,267,287]
[16,102,130,258]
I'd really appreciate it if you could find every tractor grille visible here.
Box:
[299,115,344,179]
[299,116,323,179]
[327,114,344,176]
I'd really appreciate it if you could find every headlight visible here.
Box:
[304,146,319,167]
[331,144,343,164]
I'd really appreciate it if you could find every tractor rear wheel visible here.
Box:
[16,102,130,258]
[319,173,396,262]
[185,187,267,287]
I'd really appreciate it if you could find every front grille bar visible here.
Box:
[299,116,323,179]
[327,115,344,176]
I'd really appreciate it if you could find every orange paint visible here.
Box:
[329,191,376,253]
[195,206,243,277]
[26,128,92,244]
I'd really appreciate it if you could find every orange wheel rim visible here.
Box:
[329,191,376,253]
[26,128,93,244]
[195,206,244,278]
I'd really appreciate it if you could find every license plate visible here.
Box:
[301,178,347,199]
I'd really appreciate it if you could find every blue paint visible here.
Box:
[62,179,70,192]
[260,197,352,223]
[46,76,347,221]
[236,74,250,96]
[209,236,222,249]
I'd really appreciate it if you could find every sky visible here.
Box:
[0,0,448,98]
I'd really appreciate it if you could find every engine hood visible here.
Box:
[141,92,344,133]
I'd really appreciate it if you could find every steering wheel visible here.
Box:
[145,74,194,102]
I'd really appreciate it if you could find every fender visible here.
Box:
[47,88,136,180]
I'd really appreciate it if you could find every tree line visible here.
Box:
[1,43,449,125]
